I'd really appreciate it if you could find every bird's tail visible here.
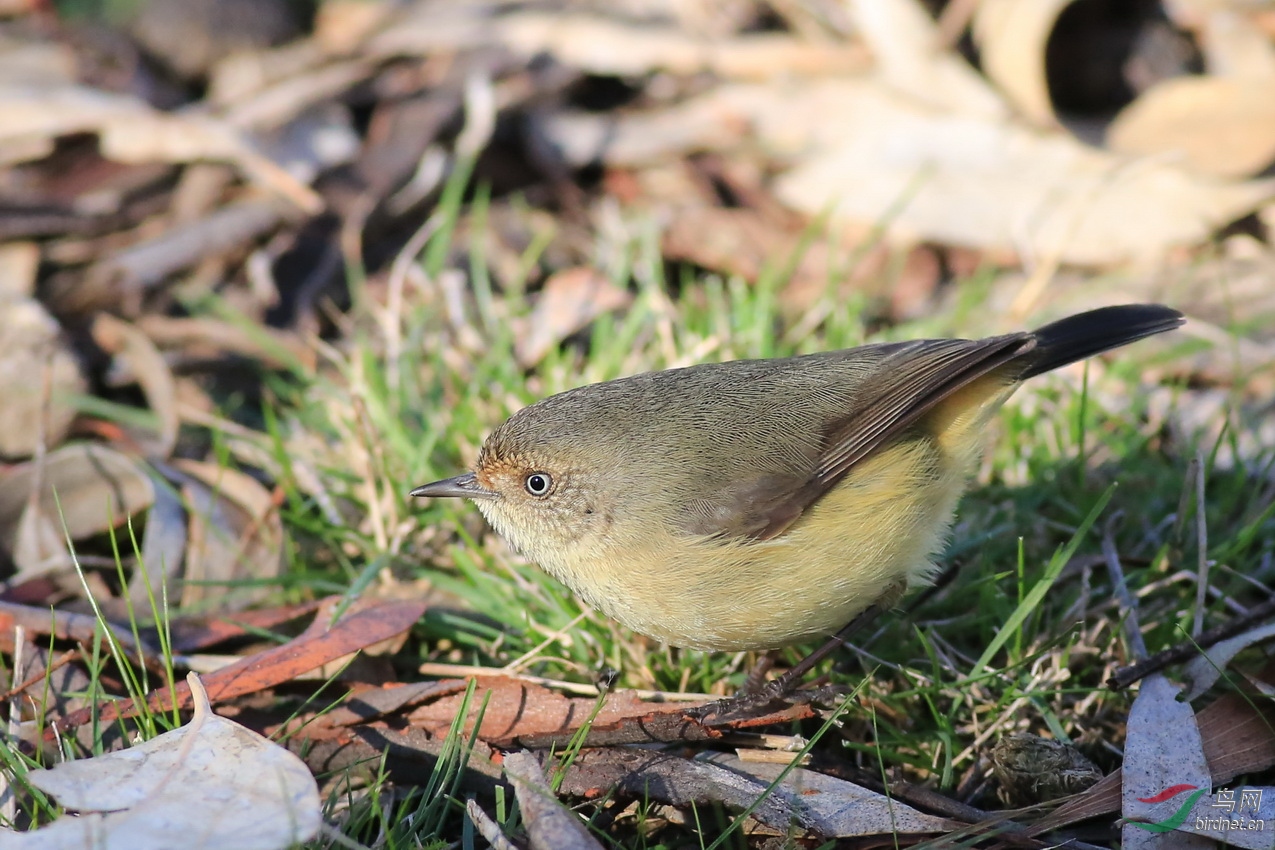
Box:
[1022,304,1184,379]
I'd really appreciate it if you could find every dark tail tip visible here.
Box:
[1022,304,1185,379]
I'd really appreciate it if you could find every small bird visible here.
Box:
[413,305,1182,682]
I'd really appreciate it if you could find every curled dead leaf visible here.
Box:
[0,443,154,578]
[1108,75,1275,178]
[175,459,284,610]
[851,0,1006,119]
[0,297,86,458]
[92,314,180,459]
[0,85,320,212]
[514,268,632,367]
[972,0,1073,127]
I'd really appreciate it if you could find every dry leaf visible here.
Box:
[514,268,632,367]
[0,297,86,458]
[541,78,1275,265]
[1121,674,1211,846]
[758,80,1275,266]
[972,0,1073,127]
[408,675,812,748]
[6,673,320,850]
[370,9,868,81]
[175,459,284,610]
[1184,620,1275,700]
[0,443,154,578]
[850,0,1006,119]
[1108,75,1275,178]
[1194,7,1275,78]
[0,86,320,212]
[54,599,428,735]
[1120,674,1209,847]
[92,314,179,459]
[660,205,842,296]
[0,242,39,298]
[550,748,952,839]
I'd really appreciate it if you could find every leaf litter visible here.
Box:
[1,673,321,850]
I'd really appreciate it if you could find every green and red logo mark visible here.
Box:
[1127,784,1207,832]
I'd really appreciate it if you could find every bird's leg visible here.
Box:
[739,654,776,695]
[691,581,906,722]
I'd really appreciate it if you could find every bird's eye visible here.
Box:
[524,471,553,496]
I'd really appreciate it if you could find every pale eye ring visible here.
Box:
[524,471,553,497]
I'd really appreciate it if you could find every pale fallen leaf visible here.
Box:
[0,86,320,213]
[370,9,869,81]
[92,314,179,459]
[758,80,1275,266]
[542,78,1275,265]
[514,268,632,367]
[0,297,86,458]
[0,444,154,578]
[0,242,39,298]
[1122,672,1269,846]
[849,0,1006,119]
[0,672,320,850]
[1121,674,1211,848]
[1184,620,1275,701]
[176,459,284,610]
[1194,7,1275,78]
[972,0,1073,126]
[1108,75,1275,178]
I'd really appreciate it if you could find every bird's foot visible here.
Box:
[687,682,851,724]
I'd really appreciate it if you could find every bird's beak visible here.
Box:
[410,472,500,501]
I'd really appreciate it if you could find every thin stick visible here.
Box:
[1101,516,1147,660]
[416,662,713,701]
[1108,593,1275,690]
[1193,447,1209,638]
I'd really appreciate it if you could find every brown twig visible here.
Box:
[1108,593,1275,690]
[0,650,78,701]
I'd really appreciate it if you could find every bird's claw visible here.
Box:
[687,683,851,724]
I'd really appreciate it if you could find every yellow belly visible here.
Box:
[583,438,964,649]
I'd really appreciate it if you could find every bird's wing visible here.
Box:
[687,333,1035,542]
